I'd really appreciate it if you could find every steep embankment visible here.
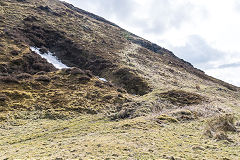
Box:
[1,0,240,126]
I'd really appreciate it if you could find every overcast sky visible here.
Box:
[62,0,240,86]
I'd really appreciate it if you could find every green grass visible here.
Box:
[1,113,239,159]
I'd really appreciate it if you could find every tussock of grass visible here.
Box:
[204,114,238,141]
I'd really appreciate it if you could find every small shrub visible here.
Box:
[35,71,46,75]
[70,67,84,75]
[204,114,237,141]
[85,70,93,78]
[78,76,90,84]
[206,114,237,132]
[16,73,32,80]
[196,85,200,90]
[236,121,240,126]
[33,63,52,72]
[23,16,38,22]
[171,109,196,121]
[10,50,19,56]
[39,47,48,54]
[214,131,232,142]
[3,91,31,100]
[0,1,7,6]
[0,64,8,73]
[59,68,72,75]
[11,58,24,65]
[110,108,135,120]
[41,110,69,120]
[0,76,19,83]
[35,75,51,82]
[0,94,7,103]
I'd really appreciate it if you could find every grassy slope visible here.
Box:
[0,0,240,159]
[1,113,240,159]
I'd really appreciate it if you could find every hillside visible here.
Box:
[0,0,240,159]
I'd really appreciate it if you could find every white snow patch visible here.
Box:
[30,47,69,69]
[99,77,108,82]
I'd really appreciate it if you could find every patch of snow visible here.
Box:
[99,77,108,82]
[30,47,69,69]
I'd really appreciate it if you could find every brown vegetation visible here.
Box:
[0,0,240,159]
[205,114,238,141]
[157,90,205,106]
[0,75,19,83]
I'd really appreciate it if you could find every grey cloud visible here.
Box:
[235,0,240,12]
[93,0,135,21]
[132,0,196,34]
[218,62,240,69]
[64,0,207,35]
[171,35,225,69]
[134,0,207,35]
[63,0,136,22]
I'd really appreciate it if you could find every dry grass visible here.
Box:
[1,0,240,159]
[156,90,205,106]
[204,114,238,141]
[0,114,240,159]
